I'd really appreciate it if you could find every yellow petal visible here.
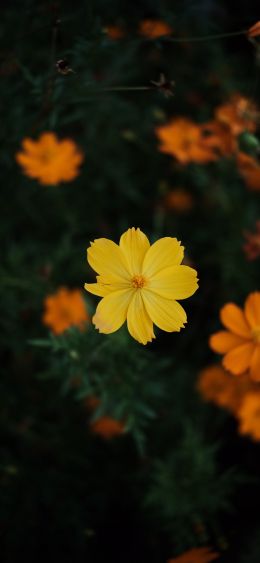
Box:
[92,289,133,334]
[119,228,150,275]
[127,290,155,344]
[84,282,112,297]
[245,292,260,329]
[148,265,198,300]
[143,291,186,332]
[209,330,246,353]
[87,238,129,281]
[220,303,251,338]
[142,237,184,277]
[223,342,255,375]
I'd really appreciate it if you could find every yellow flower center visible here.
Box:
[131,275,147,289]
[252,326,260,343]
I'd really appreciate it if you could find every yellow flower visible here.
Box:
[16,132,84,185]
[84,228,198,344]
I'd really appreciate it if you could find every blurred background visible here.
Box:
[1,1,260,561]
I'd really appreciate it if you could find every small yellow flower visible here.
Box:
[84,228,198,344]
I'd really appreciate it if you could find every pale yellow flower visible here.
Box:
[84,228,198,344]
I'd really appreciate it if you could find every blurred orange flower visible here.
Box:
[167,546,219,563]
[201,120,237,157]
[197,364,258,414]
[247,21,260,39]
[43,287,89,335]
[90,416,125,439]
[237,392,260,441]
[164,189,194,212]
[209,292,260,380]
[104,25,125,39]
[156,118,218,164]
[237,152,260,191]
[243,221,260,260]
[139,19,172,38]
[215,94,257,136]
[16,132,84,185]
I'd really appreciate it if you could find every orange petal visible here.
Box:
[247,21,260,38]
[209,331,246,353]
[220,303,251,338]
[223,342,255,375]
[244,292,260,329]
[250,345,260,381]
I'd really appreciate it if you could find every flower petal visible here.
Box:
[84,282,112,297]
[142,237,184,277]
[127,290,155,344]
[250,345,260,381]
[148,265,198,300]
[143,291,186,332]
[220,303,251,338]
[119,228,150,275]
[87,238,129,281]
[245,292,260,329]
[92,289,133,334]
[209,331,247,354]
[223,342,255,375]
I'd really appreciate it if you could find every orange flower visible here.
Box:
[156,118,218,164]
[16,132,84,185]
[164,189,194,212]
[243,221,260,260]
[104,25,125,39]
[90,416,125,439]
[237,392,260,441]
[209,292,260,381]
[215,94,257,136]
[167,546,219,563]
[139,19,172,38]
[43,287,89,335]
[201,120,237,157]
[237,152,260,191]
[197,364,258,414]
[247,21,260,39]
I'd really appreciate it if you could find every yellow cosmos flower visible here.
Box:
[84,228,198,344]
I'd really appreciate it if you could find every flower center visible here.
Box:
[252,326,260,343]
[40,148,57,164]
[131,275,146,289]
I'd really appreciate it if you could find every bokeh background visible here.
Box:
[1,1,260,561]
